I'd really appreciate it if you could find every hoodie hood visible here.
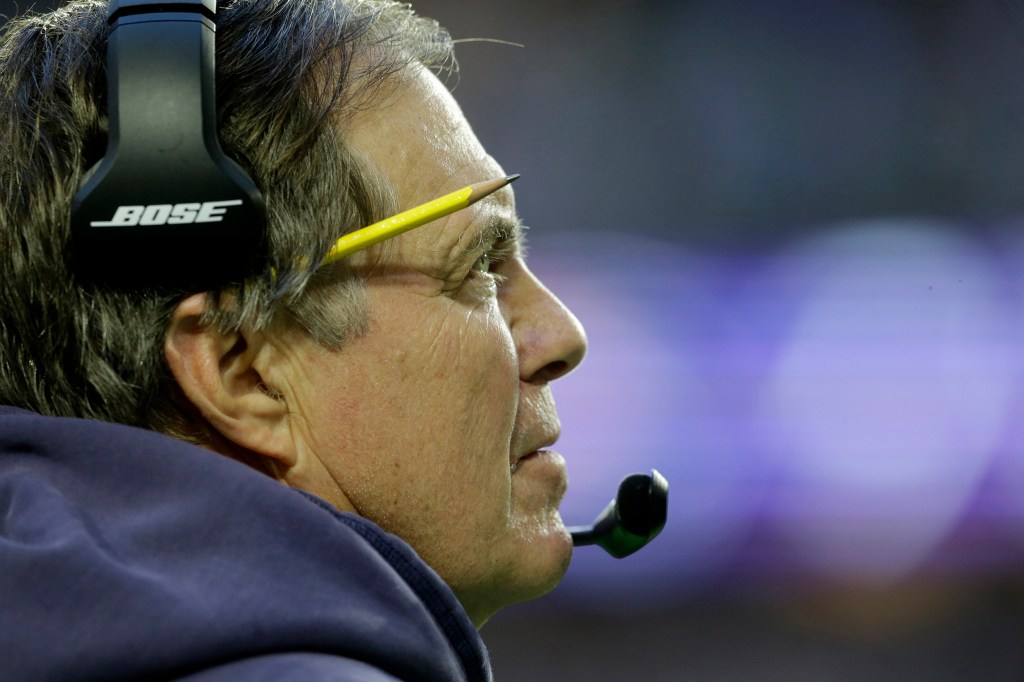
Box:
[0,406,491,681]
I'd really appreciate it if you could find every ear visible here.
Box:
[164,293,297,468]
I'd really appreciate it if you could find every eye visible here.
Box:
[469,239,515,283]
[472,251,493,273]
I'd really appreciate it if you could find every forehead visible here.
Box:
[341,67,516,265]
[345,66,505,207]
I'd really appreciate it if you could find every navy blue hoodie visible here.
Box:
[0,407,492,681]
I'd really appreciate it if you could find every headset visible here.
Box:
[70,0,668,557]
[70,0,265,291]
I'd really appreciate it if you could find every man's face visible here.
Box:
[270,67,587,626]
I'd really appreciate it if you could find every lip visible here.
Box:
[511,449,568,480]
[511,431,560,471]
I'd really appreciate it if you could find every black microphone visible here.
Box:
[569,469,668,558]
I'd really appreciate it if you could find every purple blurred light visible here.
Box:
[527,219,1024,607]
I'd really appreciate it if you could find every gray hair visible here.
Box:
[0,0,454,435]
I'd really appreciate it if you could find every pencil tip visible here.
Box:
[505,173,521,184]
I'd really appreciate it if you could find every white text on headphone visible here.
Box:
[89,200,244,227]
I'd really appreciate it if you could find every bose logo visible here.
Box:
[90,200,244,227]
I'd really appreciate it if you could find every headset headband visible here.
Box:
[70,0,267,291]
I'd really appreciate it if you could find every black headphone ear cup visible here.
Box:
[70,0,266,291]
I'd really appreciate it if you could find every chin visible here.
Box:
[509,515,575,602]
[464,521,573,628]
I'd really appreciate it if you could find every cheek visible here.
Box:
[400,297,520,467]
[307,290,520,532]
[380,298,521,542]
[375,290,516,397]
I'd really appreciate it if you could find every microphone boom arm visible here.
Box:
[568,469,668,558]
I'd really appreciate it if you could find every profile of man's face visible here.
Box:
[244,67,588,626]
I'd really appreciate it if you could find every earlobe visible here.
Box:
[164,293,297,467]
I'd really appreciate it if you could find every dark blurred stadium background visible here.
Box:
[6,0,1024,679]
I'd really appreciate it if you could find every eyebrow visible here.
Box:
[455,214,522,264]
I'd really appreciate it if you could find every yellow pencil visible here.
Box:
[321,174,520,267]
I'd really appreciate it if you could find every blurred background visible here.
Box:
[6,0,1024,678]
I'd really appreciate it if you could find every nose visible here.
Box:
[502,260,588,385]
